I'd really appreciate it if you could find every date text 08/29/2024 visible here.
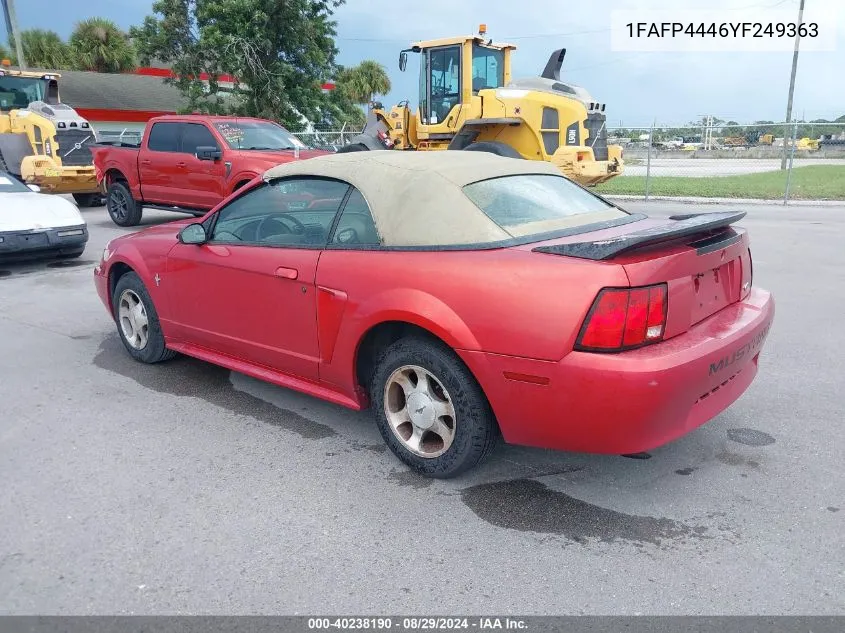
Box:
[307,617,527,630]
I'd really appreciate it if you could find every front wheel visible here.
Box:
[461,141,523,159]
[106,181,142,227]
[370,337,499,478]
[336,143,369,153]
[112,272,176,364]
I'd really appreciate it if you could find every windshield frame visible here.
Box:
[213,119,308,151]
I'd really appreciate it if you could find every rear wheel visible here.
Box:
[336,143,369,153]
[462,141,523,159]
[112,272,175,364]
[72,193,102,207]
[107,181,142,227]
[370,336,499,478]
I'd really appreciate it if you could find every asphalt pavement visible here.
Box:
[0,200,842,615]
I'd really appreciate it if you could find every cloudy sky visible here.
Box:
[9,0,845,125]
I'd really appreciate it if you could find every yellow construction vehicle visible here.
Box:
[0,61,101,205]
[338,25,623,186]
[796,137,820,151]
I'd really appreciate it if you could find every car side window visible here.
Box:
[181,123,219,155]
[147,122,180,152]
[330,188,382,247]
[211,177,351,247]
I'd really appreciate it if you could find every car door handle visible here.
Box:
[274,266,298,280]
[140,159,152,165]
[177,161,187,168]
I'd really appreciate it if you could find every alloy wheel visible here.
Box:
[383,365,457,458]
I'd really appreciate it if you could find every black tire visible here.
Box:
[72,193,103,207]
[112,271,176,364]
[370,336,499,478]
[106,181,142,227]
[336,143,369,153]
[57,248,85,259]
[462,141,523,159]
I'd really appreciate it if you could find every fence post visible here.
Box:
[783,120,799,205]
[645,120,655,201]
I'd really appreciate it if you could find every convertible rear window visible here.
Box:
[462,174,627,238]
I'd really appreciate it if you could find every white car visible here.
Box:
[0,171,88,260]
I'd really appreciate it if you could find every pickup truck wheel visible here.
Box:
[107,181,142,227]
[371,336,499,478]
[72,193,102,207]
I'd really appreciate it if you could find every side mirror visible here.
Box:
[196,146,222,161]
[27,184,41,192]
[399,51,408,72]
[178,223,207,245]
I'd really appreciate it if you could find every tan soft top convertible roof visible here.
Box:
[263,151,566,247]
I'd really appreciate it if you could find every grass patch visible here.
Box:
[595,165,845,200]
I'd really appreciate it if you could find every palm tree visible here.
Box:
[7,30,70,69]
[70,18,136,73]
[338,60,392,107]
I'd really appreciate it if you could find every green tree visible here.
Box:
[8,30,70,69]
[337,60,391,107]
[322,83,366,128]
[70,18,136,72]
[0,42,12,63]
[131,0,346,130]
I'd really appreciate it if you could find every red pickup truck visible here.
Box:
[91,115,328,226]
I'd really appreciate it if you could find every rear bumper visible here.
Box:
[0,225,88,259]
[31,173,99,195]
[458,288,775,454]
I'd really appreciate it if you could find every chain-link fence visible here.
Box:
[290,119,845,203]
[598,120,845,203]
[92,119,845,203]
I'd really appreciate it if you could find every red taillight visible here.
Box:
[575,284,668,352]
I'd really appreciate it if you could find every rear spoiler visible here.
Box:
[532,211,746,261]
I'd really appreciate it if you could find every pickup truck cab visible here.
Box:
[92,115,329,226]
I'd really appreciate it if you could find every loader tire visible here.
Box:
[336,143,369,153]
[462,141,523,159]
[73,193,103,207]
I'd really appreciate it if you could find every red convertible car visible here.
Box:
[94,151,774,478]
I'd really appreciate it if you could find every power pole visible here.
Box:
[1,0,26,68]
[781,0,805,169]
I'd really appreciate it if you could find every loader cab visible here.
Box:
[399,29,515,142]
[0,69,61,112]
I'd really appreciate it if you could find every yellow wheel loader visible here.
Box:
[0,63,101,206]
[338,26,623,186]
